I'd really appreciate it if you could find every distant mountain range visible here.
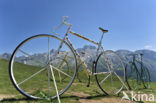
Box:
[0,53,11,60]
[0,45,156,81]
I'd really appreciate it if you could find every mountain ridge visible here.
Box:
[1,45,156,81]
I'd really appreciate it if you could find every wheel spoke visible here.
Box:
[108,62,116,93]
[18,67,47,85]
[98,60,110,72]
[100,72,111,84]
[104,58,112,71]
[51,65,72,78]
[112,71,123,84]
[48,37,51,96]
[114,71,129,93]
[50,65,61,103]
[94,71,111,75]
[48,67,51,96]
[48,37,51,61]
[113,71,125,85]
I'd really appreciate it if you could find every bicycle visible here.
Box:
[9,16,126,100]
[125,53,151,90]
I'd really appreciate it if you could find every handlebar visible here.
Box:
[62,16,72,26]
[52,16,72,35]
[125,53,143,63]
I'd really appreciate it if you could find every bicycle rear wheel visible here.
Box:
[141,66,151,89]
[9,34,77,99]
[95,50,125,95]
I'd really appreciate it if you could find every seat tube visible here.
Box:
[96,32,104,56]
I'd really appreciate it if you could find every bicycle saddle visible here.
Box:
[99,27,108,33]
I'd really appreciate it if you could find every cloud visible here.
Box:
[144,45,152,49]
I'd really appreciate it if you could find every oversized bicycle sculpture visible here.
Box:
[125,53,151,90]
[9,16,126,100]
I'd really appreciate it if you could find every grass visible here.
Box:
[0,58,156,103]
[0,59,19,95]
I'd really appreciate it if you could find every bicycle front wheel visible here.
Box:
[95,50,125,95]
[126,62,140,90]
[9,34,77,99]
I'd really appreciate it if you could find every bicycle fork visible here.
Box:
[86,61,96,87]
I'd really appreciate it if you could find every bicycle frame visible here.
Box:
[56,25,106,76]
[9,16,127,100]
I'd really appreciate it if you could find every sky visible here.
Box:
[0,0,156,53]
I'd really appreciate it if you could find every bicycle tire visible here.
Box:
[9,34,77,99]
[95,50,125,95]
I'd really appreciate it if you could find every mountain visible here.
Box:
[115,50,133,61]
[0,53,11,60]
[115,49,156,70]
[0,45,156,81]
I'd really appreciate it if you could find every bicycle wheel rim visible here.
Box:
[9,34,77,99]
[95,50,125,95]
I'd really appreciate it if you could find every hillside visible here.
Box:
[0,58,156,103]
[116,49,156,81]
[1,45,156,81]
[0,59,18,94]
[0,59,127,102]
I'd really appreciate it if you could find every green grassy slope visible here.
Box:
[0,59,18,94]
[0,59,156,103]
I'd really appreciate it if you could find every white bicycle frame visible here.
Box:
[52,16,130,102]
[54,17,107,76]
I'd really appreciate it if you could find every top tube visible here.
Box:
[69,30,99,45]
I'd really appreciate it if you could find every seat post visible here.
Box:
[99,32,104,45]
[96,32,105,56]
[98,27,108,45]
[96,27,108,55]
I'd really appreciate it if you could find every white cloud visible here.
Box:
[144,45,152,49]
